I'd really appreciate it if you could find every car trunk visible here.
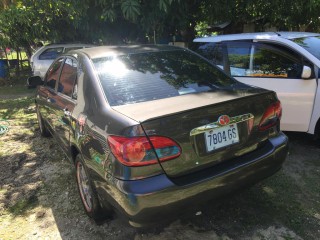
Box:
[112,90,279,178]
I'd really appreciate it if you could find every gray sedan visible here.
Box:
[28,45,288,227]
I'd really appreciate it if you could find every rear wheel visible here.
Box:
[36,106,51,137]
[75,154,107,223]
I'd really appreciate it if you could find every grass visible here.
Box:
[0,50,28,60]
[8,195,39,216]
[1,85,320,239]
[0,97,36,125]
[0,85,35,95]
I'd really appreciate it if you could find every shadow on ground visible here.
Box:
[1,98,319,239]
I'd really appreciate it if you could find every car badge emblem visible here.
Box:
[218,115,230,126]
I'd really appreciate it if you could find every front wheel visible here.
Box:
[75,154,107,223]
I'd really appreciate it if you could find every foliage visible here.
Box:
[121,0,141,21]
[199,0,320,31]
[95,0,193,43]
[1,0,320,57]
[0,5,37,50]
[195,21,211,37]
[19,0,89,42]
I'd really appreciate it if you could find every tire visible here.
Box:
[36,106,51,137]
[75,154,107,223]
[313,118,320,140]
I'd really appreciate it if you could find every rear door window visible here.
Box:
[93,49,236,106]
[44,58,64,90]
[39,47,63,60]
[58,58,78,97]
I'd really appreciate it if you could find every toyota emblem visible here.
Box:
[218,115,230,125]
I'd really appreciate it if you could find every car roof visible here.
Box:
[193,32,320,43]
[77,44,183,59]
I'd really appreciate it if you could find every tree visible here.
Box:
[198,0,320,33]
[2,0,320,59]
[20,0,90,42]
[0,0,17,10]
[0,4,39,72]
[95,0,204,43]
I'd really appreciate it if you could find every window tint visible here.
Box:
[58,58,77,97]
[226,42,304,78]
[39,47,63,60]
[93,50,235,106]
[45,58,64,90]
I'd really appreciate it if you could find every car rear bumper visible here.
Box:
[97,132,288,227]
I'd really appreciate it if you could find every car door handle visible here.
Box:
[63,108,71,116]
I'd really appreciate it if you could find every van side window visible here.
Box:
[251,43,304,78]
[39,47,63,60]
[225,42,252,76]
[225,42,307,79]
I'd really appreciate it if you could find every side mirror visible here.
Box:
[301,65,312,79]
[27,76,44,88]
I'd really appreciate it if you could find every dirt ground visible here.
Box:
[0,96,319,240]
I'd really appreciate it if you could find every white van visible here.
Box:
[31,43,95,79]
[193,32,320,137]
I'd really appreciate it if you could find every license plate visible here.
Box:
[205,124,239,152]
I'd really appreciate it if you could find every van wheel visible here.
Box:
[36,106,51,137]
[313,118,320,140]
[75,154,107,223]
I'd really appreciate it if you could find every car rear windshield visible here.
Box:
[93,49,236,106]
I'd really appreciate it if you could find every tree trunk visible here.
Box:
[19,50,23,69]
[24,44,33,59]
[15,48,20,76]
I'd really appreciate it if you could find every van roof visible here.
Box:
[193,32,320,43]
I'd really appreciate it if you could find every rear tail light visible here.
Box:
[107,136,181,167]
[259,101,282,131]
